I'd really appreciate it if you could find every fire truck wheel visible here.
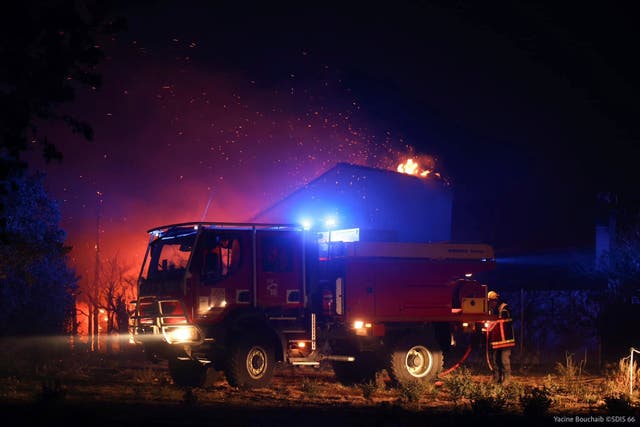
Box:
[225,337,275,389]
[389,335,443,385]
[168,359,209,388]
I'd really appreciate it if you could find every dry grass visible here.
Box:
[1,343,639,426]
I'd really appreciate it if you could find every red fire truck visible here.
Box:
[129,222,496,389]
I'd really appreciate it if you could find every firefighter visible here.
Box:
[486,290,515,384]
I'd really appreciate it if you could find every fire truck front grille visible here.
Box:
[135,325,159,336]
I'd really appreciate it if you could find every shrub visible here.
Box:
[579,385,603,410]
[300,376,321,397]
[359,380,378,401]
[442,367,475,407]
[604,358,639,398]
[469,382,508,415]
[555,351,585,394]
[603,393,635,415]
[519,385,553,417]
[398,380,434,405]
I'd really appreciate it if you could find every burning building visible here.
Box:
[251,162,452,243]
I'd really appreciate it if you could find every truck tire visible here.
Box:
[168,358,209,388]
[225,337,275,389]
[388,334,443,385]
[332,351,380,385]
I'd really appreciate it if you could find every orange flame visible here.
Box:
[397,158,431,177]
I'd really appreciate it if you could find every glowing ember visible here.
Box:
[397,158,431,177]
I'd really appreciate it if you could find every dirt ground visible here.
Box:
[0,345,637,426]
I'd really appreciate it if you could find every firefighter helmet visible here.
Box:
[487,290,500,300]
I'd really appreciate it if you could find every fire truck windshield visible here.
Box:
[142,234,195,281]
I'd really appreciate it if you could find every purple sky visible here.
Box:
[29,16,426,283]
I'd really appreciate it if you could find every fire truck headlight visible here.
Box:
[353,320,364,329]
[162,325,201,344]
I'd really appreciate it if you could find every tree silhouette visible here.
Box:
[84,254,136,352]
[0,1,128,337]
[0,172,78,335]
[593,215,640,362]
[0,0,126,235]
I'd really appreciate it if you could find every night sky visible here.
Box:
[27,1,640,285]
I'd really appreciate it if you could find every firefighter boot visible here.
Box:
[501,350,512,385]
[502,373,511,385]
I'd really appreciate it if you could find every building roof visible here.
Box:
[252,162,453,243]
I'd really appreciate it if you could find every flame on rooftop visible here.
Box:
[395,156,449,185]
[397,158,431,177]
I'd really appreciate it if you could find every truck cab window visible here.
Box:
[202,235,240,282]
[262,237,294,272]
[144,235,194,281]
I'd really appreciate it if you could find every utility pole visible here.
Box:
[520,288,524,372]
[90,191,103,351]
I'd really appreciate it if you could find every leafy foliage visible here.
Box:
[0,1,126,170]
[397,379,434,405]
[442,366,475,407]
[358,370,387,401]
[0,0,130,338]
[590,216,640,361]
[594,218,640,298]
[0,172,78,335]
[0,0,127,242]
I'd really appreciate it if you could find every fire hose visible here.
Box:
[438,343,472,377]
[485,327,493,372]
[438,330,493,378]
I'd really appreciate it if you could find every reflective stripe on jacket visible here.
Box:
[487,302,515,349]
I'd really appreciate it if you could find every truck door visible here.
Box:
[343,259,376,321]
[191,231,252,320]
[256,231,304,308]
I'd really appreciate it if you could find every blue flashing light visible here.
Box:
[324,216,337,228]
[301,219,313,231]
